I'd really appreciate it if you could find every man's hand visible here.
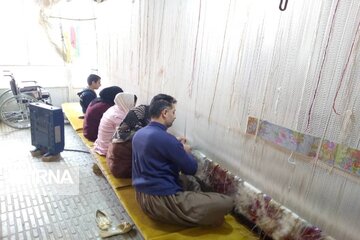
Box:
[177,136,187,144]
[183,143,192,153]
[176,136,191,153]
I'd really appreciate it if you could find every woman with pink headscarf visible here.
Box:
[94,92,137,155]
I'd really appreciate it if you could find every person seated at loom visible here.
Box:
[83,86,123,142]
[106,104,150,178]
[77,74,102,114]
[93,92,137,155]
[132,94,234,226]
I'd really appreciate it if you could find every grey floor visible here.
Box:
[0,122,143,240]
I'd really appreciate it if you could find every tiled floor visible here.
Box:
[0,122,143,240]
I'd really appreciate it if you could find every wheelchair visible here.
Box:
[0,72,51,129]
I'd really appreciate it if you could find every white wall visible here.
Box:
[0,0,100,96]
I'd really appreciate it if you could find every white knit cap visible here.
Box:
[114,92,136,112]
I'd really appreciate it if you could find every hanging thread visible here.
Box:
[208,0,232,122]
[332,20,360,115]
[304,106,332,200]
[287,151,295,165]
[306,0,340,130]
[188,0,202,98]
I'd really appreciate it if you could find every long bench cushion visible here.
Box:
[92,151,132,188]
[115,187,187,239]
[61,102,84,131]
[77,132,94,149]
[114,187,259,240]
[150,214,259,240]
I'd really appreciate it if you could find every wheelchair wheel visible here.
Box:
[0,94,38,129]
[0,89,12,104]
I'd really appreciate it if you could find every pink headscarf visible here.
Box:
[93,92,136,155]
[114,92,136,112]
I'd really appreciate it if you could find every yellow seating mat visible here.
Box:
[150,215,259,240]
[62,102,259,239]
[91,151,132,188]
[115,187,187,239]
[61,102,84,132]
[115,187,259,240]
[78,132,94,148]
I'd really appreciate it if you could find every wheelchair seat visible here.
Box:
[20,86,39,93]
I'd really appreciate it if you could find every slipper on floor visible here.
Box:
[96,210,111,230]
[99,222,134,238]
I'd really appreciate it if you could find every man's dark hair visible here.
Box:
[87,74,101,86]
[149,94,177,118]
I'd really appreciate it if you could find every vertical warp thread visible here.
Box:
[137,0,142,85]
[304,106,332,200]
[208,0,232,123]
[156,0,165,61]
[306,0,340,130]
[188,0,202,98]
[332,20,360,115]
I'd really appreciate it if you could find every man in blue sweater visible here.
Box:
[132,94,234,227]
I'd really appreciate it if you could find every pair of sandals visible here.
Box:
[30,148,61,162]
[96,210,134,238]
